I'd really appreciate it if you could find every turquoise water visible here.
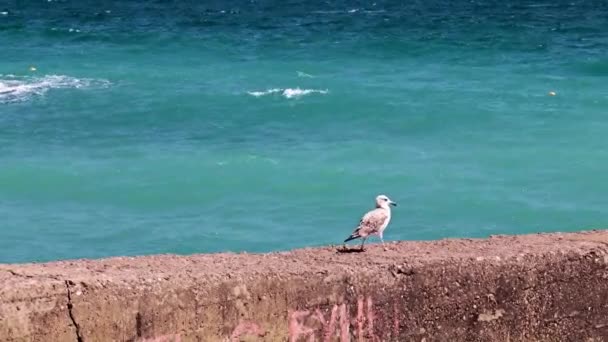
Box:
[1,0,608,263]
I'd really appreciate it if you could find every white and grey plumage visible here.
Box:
[343,194,397,250]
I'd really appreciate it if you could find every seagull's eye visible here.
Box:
[384,198,388,201]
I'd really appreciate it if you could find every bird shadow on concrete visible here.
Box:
[335,246,365,254]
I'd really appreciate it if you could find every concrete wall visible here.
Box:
[1,230,608,341]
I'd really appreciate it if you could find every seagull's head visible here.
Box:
[376,194,397,209]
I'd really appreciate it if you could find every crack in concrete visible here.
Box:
[6,270,34,278]
[2,268,63,281]
[65,280,84,342]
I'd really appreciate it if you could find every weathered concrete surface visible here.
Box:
[2,230,608,342]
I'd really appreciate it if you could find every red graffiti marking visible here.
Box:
[231,321,266,341]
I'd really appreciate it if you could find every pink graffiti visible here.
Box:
[318,304,349,342]
[231,321,266,341]
[338,303,349,342]
[357,297,364,340]
[366,297,375,341]
[356,296,377,341]
[288,296,376,342]
[289,310,318,341]
[322,305,338,341]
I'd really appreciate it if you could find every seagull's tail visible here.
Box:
[344,232,360,243]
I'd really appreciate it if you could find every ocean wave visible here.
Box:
[247,87,328,99]
[50,27,82,33]
[296,71,315,78]
[312,9,385,14]
[0,75,110,104]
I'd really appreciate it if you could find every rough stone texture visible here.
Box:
[2,230,608,341]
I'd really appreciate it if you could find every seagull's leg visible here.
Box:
[380,232,388,251]
[360,237,367,251]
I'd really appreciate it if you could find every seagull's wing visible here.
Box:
[344,208,388,242]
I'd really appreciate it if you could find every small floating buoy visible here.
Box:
[548,91,556,96]
[29,66,37,72]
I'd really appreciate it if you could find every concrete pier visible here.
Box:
[2,230,608,341]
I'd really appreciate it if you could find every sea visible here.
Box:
[1,0,607,263]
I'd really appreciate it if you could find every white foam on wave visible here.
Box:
[282,88,328,99]
[312,9,384,14]
[247,87,328,99]
[0,75,110,104]
[50,27,82,33]
[296,71,314,78]
[247,88,282,97]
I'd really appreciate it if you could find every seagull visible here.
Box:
[343,194,397,251]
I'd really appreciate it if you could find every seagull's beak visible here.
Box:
[390,201,397,207]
